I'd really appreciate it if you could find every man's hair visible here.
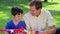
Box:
[11,6,23,16]
[29,1,42,10]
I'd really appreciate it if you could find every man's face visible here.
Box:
[13,13,22,21]
[30,6,41,16]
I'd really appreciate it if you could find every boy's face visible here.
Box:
[13,13,22,21]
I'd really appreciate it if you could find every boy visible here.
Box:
[5,6,26,34]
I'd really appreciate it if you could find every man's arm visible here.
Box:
[39,27,56,34]
[45,10,56,34]
[39,10,56,34]
[39,22,56,34]
[49,25,56,34]
[23,16,31,31]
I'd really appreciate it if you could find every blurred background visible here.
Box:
[0,0,60,34]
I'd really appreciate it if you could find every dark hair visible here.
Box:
[11,6,23,16]
[29,1,42,10]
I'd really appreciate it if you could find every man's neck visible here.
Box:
[36,11,41,17]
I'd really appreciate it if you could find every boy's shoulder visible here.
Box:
[6,20,13,24]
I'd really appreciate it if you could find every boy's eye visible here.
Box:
[18,15,20,17]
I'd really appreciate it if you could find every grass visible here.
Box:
[0,0,60,34]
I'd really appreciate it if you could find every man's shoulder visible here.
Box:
[42,9,49,13]
[24,12,31,17]
[45,10,50,14]
[42,9,51,15]
[42,9,53,18]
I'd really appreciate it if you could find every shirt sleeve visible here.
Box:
[22,21,27,29]
[23,16,31,30]
[45,10,55,27]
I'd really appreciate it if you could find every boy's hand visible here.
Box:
[14,32,23,34]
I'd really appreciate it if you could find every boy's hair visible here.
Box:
[29,1,42,10]
[11,6,23,16]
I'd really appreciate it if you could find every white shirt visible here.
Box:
[24,9,54,31]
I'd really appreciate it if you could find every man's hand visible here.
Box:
[39,26,56,34]
[39,31,48,34]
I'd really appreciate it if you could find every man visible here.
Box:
[24,1,56,34]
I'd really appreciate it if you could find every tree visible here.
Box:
[29,0,40,1]
[44,0,47,2]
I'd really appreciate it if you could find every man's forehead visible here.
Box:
[30,6,36,9]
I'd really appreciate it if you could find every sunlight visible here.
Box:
[7,6,12,9]
[0,11,9,20]
[20,4,29,9]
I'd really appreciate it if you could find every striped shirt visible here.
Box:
[24,9,54,31]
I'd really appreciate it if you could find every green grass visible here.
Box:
[0,0,60,34]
